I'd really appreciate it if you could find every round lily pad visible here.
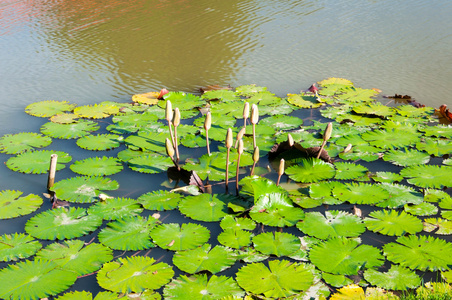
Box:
[127,154,173,174]
[25,100,76,117]
[50,176,119,203]
[364,209,423,236]
[0,132,52,154]
[76,134,122,151]
[137,190,182,211]
[0,233,42,262]
[6,150,71,174]
[150,223,210,251]
[217,228,253,249]
[179,193,229,222]
[40,120,100,139]
[0,190,43,219]
[70,156,123,176]
[252,231,301,257]
[286,158,336,183]
[87,197,143,220]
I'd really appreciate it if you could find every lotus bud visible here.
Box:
[238,139,244,155]
[235,127,246,148]
[251,104,259,125]
[278,158,285,176]
[165,100,173,122]
[307,83,319,94]
[226,128,233,149]
[158,88,169,100]
[253,146,259,163]
[288,134,294,147]
[173,107,181,127]
[323,122,333,141]
[243,102,250,119]
[165,138,174,158]
[204,112,212,131]
[344,143,353,153]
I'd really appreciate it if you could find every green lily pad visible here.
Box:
[173,244,236,274]
[252,231,301,257]
[376,183,423,208]
[220,215,256,231]
[50,176,119,203]
[25,100,76,117]
[76,134,122,151]
[372,171,404,183]
[285,158,336,183]
[164,274,244,300]
[25,207,102,240]
[287,94,322,108]
[297,210,365,240]
[383,235,452,271]
[161,92,205,110]
[332,182,389,205]
[309,237,384,275]
[87,197,143,220]
[0,233,42,262]
[74,102,119,119]
[383,148,431,167]
[70,156,123,176]
[179,193,229,222]
[202,89,238,102]
[361,129,420,149]
[236,260,314,298]
[41,120,100,139]
[150,223,210,251]
[404,202,438,216]
[35,239,113,276]
[400,164,452,189]
[309,181,345,205]
[6,150,71,174]
[334,162,368,180]
[0,132,52,154]
[322,273,353,288]
[353,102,394,117]
[0,190,43,219]
[260,115,303,130]
[217,228,253,249]
[98,216,158,251]
[338,144,382,162]
[124,131,167,152]
[137,190,182,211]
[0,259,78,300]
[364,209,423,236]
[416,137,452,156]
[97,256,174,293]
[423,218,452,235]
[364,264,421,291]
[420,125,452,138]
[127,154,173,174]
[50,113,79,124]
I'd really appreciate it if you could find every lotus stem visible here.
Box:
[235,127,246,149]
[166,100,176,146]
[204,112,212,155]
[173,108,181,162]
[251,104,259,148]
[317,122,333,159]
[225,128,233,192]
[165,138,179,170]
[236,139,243,196]
[243,102,249,128]
[276,158,285,186]
[47,154,58,190]
[250,146,259,176]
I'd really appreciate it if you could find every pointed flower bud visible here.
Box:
[204,112,212,131]
[237,127,246,141]
[288,134,294,147]
[251,104,259,125]
[165,100,173,122]
[165,138,174,158]
[278,158,285,176]
[324,122,333,141]
[173,107,181,127]
[253,146,259,163]
[158,88,169,100]
[226,128,233,149]
[237,139,244,155]
[243,102,250,119]
[344,143,353,153]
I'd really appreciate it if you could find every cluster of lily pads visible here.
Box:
[0,78,452,299]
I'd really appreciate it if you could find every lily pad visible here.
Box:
[285,158,336,183]
[70,156,123,176]
[41,120,100,139]
[365,264,421,290]
[150,223,210,251]
[217,228,253,249]
[376,183,424,208]
[383,148,430,166]
[74,103,119,119]
[332,182,389,205]
[87,197,143,220]
[220,215,256,231]
[50,176,119,203]
[25,100,76,117]
[0,233,42,262]
[0,132,52,154]
[404,202,438,216]
[76,134,122,151]
[0,190,43,219]
[252,231,301,257]
[361,128,420,149]
[400,164,452,189]
[416,137,452,156]
[259,115,303,130]
[97,256,174,293]
[6,150,71,174]
[423,218,452,235]
[334,162,368,180]
[235,259,314,298]
[364,209,423,236]
[127,154,174,174]
[179,193,229,222]
[137,190,182,211]
[173,244,236,274]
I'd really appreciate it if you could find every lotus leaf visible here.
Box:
[400,164,452,189]
[235,247,269,263]
[404,202,438,216]
[98,216,158,250]
[235,84,267,96]
[423,218,452,235]
[127,154,173,174]
[220,215,256,231]
[416,282,452,299]
[285,158,336,183]
[372,171,403,183]
[364,209,423,236]
[364,264,421,290]
[320,104,352,119]
[74,103,119,119]
[318,77,354,95]
[0,259,78,300]
[236,260,314,298]
[6,150,71,174]
[55,290,94,300]
[383,148,430,166]
[239,176,287,201]
[309,181,345,205]
[309,237,384,275]
[436,190,452,208]
[0,132,52,154]
[0,190,43,219]
[208,101,244,118]
[416,137,452,156]
[259,115,303,130]
[87,197,143,220]
[25,100,76,117]
[247,91,281,105]
[329,284,365,300]
[420,125,452,138]
[40,120,100,139]
[290,193,323,208]
[50,176,119,203]
[252,231,300,257]
[137,190,182,211]
[265,102,295,115]
[376,183,423,208]
[338,144,382,162]
[332,182,389,205]
[131,91,159,105]
[321,273,353,288]
[50,113,79,124]
[287,94,322,108]
[217,228,253,249]
[179,193,230,222]
[353,102,394,117]
[383,235,452,271]
[173,244,236,274]
[164,274,244,299]
[337,87,378,103]
[180,133,207,148]
[334,162,368,180]
[150,223,210,251]
[361,128,420,149]
[25,207,102,240]
[112,111,159,127]
[202,89,238,102]
[193,113,236,128]
[297,210,365,240]
[396,104,433,118]
[70,156,123,176]
[124,131,167,152]
[97,256,174,293]
[76,134,122,151]
[0,233,42,262]
[117,148,153,162]
[36,239,113,276]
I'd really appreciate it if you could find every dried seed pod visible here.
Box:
[251,104,259,124]
[226,128,233,149]
[173,107,181,127]
[204,112,212,131]
[165,100,173,122]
